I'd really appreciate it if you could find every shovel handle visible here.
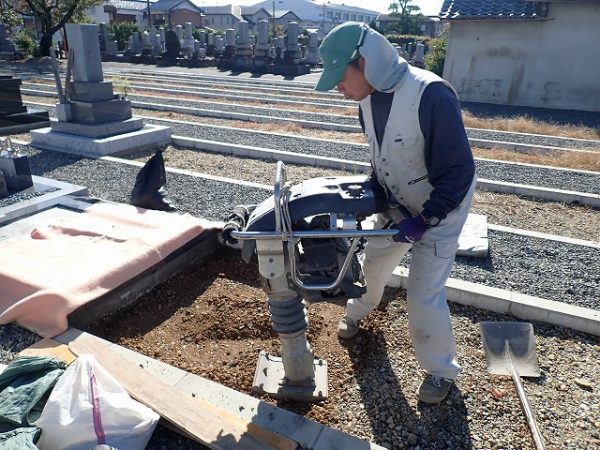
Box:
[509,362,546,450]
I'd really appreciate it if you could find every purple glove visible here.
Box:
[390,215,429,243]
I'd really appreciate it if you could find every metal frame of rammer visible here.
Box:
[230,162,397,401]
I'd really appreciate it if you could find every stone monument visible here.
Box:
[0,24,16,61]
[305,31,319,65]
[234,21,253,71]
[413,42,425,67]
[31,23,170,157]
[218,28,237,69]
[253,20,271,70]
[182,22,195,58]
[0,75,50,135]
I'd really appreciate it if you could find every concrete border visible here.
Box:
[388,267,600,337]
[488,224,599,248]
[171,134,600,207]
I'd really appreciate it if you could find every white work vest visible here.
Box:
[360,66,456,217]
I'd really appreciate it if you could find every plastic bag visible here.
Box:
[34,354,159,450]
[130,150,175,211]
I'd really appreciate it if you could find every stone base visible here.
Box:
[68,81,115,102]
[70,98,132,124]
[30,124,172,158]
[0,109,50,136]
[51,117,144,138]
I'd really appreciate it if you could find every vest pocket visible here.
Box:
[391,133,421,168]
[434,241,458,259]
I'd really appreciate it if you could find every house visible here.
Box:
[99,0,149,25]
[149,0,204,27]
[273,9,301,33]
[240,6,271,32]
[202,4,243,31]
[251,0,380,34]
[439,0,600,112]
[375,14,401,33]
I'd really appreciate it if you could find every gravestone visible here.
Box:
[159,28,166,50]
[218,28,236,68]
[175,25,184,44]
[253,20,271,70]
[284,22,301,65]
[207,32,215,56]
[306,31,319,65]
[164,30,181,58]
[98,23,109,53]
[31,23,170,156]
[182,22,195,58]
[413,42,425,68]
[0,24,16,61]
[234,21,252,71]
[214,35,224,56]
[0,75,50,135]
[141,31,152,55]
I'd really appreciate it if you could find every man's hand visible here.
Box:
[390,215,429,243]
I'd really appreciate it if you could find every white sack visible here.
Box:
[35,354,159,450]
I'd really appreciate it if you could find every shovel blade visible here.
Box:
[479,321,541,377]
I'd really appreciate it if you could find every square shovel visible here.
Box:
[479,321,546,450]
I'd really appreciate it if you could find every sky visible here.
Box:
[193,0,446,16]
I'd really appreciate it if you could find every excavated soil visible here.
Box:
[86,250,373,424]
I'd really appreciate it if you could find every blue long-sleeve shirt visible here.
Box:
[359,82,475,221]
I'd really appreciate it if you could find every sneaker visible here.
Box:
[417,374,453,404]
[337,316,360,339]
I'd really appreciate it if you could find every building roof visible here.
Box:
[240,6,269,16]
[150,0,203,13]
[251,0,380,23]
[201,4,243,20]
[107,0,148,11]
[439,0,548,20]
[377,14,402,22]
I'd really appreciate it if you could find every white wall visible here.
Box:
[443,3,600,112]
[86,5,110,24]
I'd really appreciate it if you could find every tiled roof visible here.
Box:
[439,0,548,20]
[107,0,148,11]
[150,0,202,12]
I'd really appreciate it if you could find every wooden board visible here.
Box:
[68,332,299,450]
[20,338,77,364]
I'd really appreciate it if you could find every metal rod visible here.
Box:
[288,237,361,291]
[230,229,399,240]
[508,349,546,450]
[49,47,65,104]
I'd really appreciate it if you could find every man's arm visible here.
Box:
[419,83,475,222]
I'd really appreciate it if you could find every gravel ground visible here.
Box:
[21,87,600,196]
[21,82,360,126]
[0,186,58,208]
[23,80,600,151]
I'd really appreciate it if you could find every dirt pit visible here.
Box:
[86,250,423,436]
[85,251,377,423]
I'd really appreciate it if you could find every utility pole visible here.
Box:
[272,0,275,36]
[147,0,152,26]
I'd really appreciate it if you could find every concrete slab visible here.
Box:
[53,328,386,450]
[30,123,171,157]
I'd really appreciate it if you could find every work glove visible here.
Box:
[390,214,428,243]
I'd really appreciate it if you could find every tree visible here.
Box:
[7,0,100,56]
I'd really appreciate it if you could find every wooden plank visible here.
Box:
[68,332,299,450]
[20,338,77,364]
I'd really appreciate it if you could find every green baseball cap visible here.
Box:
[315,22,368,92]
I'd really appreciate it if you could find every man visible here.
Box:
[315,22,476,404]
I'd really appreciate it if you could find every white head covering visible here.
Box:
[359,27,409,93]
